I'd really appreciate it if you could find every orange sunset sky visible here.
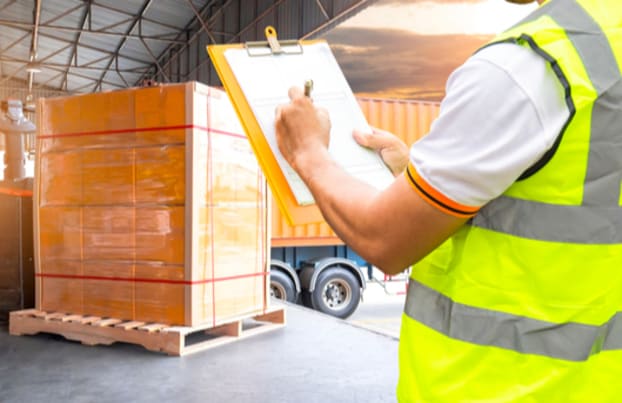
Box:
[322,0,538,101]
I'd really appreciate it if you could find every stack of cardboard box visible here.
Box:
[35,82,268,326]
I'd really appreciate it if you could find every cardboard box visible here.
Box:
[35,83,269,326]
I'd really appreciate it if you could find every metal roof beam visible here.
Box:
[137,0,236,82]
[71,81,99,93]
[89,0,185,32]
[45,64,125,89]
[184,0,216,44]
[139,37,169,82]
[93,0,154,91]
[35,70,65,90]
[60,2,90,91]
[0,57,150,73]
[114,56,129,87]
[0,22,154,66]
[0,31,31,56]
[0,20,187,44]
[314,0,330,20]
[156,0,285,85]
[303,0,375,39]
[135,0,222,84]
[26,0,42,100]
[41,3,84,26]
[0,0,17,14]
[92,16,135,32]
[0,43,73,86]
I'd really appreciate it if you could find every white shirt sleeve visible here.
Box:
[408,43,569,210]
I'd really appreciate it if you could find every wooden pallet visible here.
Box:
[9,306,286,356]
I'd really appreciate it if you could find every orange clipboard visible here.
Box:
[207,26,394,226]
[207,27,325,225]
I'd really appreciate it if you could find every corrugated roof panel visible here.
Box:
[40,1,84,27]
[0,0,31,19]
[0,24,30,49]
[63,67,103,82]
[39,0,85,42]
[37,40,73,64]
[2,0,379,92]
[94,0,144,15]
[0,32,30,59]
[66,76,101,93]
[0,62,25,78]
[74,54,112,69]
[120,38,156,61]
[78,32,131,54]
[142,0,196,30]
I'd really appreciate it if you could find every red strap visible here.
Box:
[0,187,33,197]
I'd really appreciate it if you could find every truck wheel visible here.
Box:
[270,270,297,303]
[311,267,361,319]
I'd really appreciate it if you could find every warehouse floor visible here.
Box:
[0,302,399,403]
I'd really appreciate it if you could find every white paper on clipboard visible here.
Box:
[223,42,395,206]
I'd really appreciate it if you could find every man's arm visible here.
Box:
[275,87,467,275]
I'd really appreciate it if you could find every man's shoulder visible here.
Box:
[467,42,548,79]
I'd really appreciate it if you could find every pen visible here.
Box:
[304,79,313,98]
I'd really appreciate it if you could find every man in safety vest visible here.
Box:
[275,0,622,401]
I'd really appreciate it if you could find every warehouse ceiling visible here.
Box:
[0,0,376,100]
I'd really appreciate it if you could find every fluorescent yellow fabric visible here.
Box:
[397,1,622,401]
[499,16,595,205]
[399,315,622,403]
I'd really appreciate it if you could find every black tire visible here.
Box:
[269,269,297,303]
[310,267,361,319]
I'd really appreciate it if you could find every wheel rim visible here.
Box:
[321,278,352,311]
[270,282,287,300]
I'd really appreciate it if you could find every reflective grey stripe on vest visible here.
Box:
[473,197,622,243]
[404,279,622,362]
[473,0,622,243]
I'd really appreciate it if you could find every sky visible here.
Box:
[322,0,538,101]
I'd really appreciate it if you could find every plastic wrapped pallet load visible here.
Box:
[34,82,269,327]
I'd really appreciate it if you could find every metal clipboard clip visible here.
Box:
[245,26,303,57]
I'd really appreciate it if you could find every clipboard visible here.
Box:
[207,27,394,225]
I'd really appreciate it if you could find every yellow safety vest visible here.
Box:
[399,0,622,401]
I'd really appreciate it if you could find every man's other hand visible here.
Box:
[353,127,409,176]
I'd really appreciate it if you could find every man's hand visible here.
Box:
[275,86,331,173]
[353,127,409,176]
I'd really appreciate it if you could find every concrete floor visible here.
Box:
[348,279,406,339]
[0,303,399,403]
